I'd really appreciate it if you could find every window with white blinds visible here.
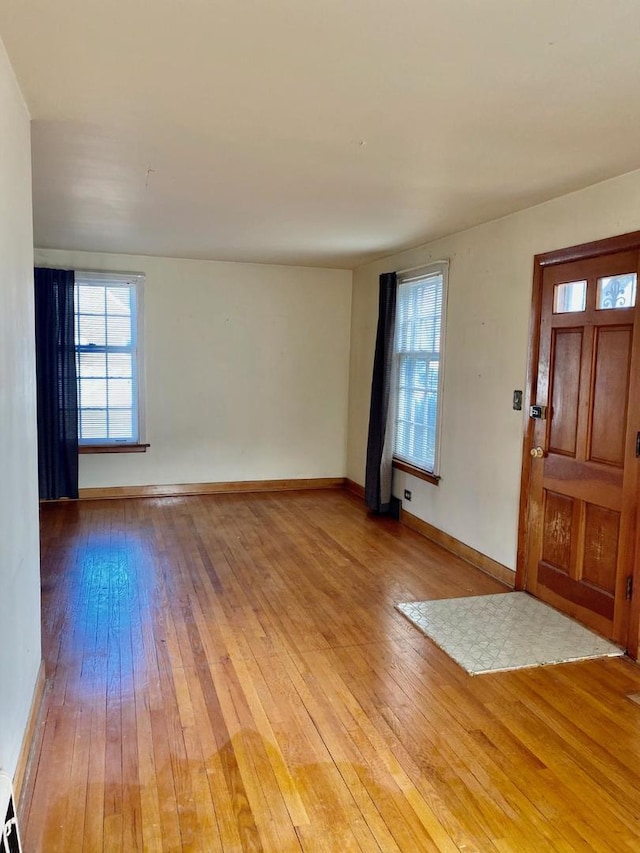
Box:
[74,272,144,445]
[394,263,448,475]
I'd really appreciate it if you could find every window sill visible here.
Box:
[79,444,150,455]
[392,458,440,486]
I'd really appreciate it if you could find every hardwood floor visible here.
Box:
[22,489,640,851]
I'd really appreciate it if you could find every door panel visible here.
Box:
[524,249,640,644]
[590,327,631,466]
[548,329,581,456]
[582,504,619,594]
[541,491,574,571]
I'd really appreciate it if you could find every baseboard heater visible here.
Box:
[0,774,22,853]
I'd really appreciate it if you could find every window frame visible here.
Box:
[392,261,449,483]
[74,270,146,449]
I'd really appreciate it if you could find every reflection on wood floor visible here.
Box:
[22,489,640,851]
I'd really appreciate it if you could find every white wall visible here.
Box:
[0,39,41,788]
[34,249,352,490]
[348,168,640,571]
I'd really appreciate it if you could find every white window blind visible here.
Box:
[394,264,447,475]
[74,272,144,445]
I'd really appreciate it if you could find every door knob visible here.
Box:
[530,446,544,458]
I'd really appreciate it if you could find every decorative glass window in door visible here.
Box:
[596,273,637,310]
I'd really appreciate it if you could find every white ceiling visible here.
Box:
[2,0,640,268]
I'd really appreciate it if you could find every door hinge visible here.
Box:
[626,576,633,600]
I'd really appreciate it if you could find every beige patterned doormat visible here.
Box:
[396,592,624,675]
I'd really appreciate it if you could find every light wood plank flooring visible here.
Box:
[21,489,640,851]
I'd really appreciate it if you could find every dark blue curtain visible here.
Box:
[365,272,399,515]
[34,268,79,500]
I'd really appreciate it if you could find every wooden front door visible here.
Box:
[523,247,640,646]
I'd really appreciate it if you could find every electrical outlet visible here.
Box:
[404,489,412,501]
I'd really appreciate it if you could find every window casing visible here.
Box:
[74,272,144,446]
[393,262,448,477]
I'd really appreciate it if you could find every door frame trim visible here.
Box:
[515,229,640,656]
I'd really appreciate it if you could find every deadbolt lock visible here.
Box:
[529,405,547,420]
